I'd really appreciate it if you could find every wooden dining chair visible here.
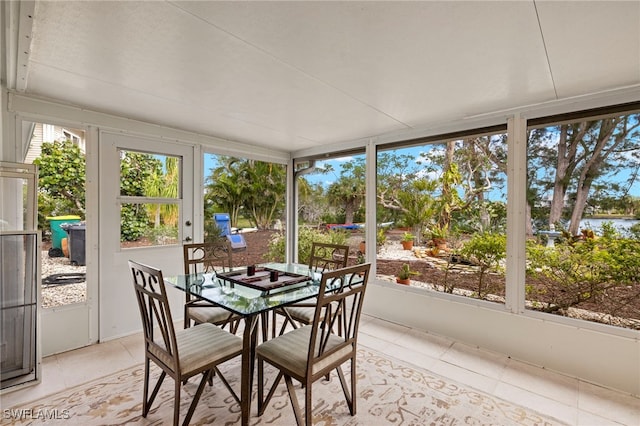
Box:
[273,242,350,337]
[129,260,243,426]
[256,262,371,426]
[183,240,239,332]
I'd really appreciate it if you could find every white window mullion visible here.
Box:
[505,114,527,313]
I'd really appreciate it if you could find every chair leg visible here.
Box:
[257,361,284,416]
[145,367,166,417]
[257,358,264,414]
[304,378,312,426]
[230,319,240,334]
[284,375,304,426]
[351,356,356,415]
[142,358,150,417]
[183,369,211,426]
[336,363,354,415]
[173,378,181,426]
[184,307,191,329]
[260,312,269,343]
[271,310,277,338]
[277,309,299,336]
[214,366,240,405]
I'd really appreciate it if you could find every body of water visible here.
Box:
[577,217,639,234]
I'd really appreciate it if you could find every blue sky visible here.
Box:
[204,145,638,203]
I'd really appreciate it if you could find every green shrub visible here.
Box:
[459,232,506,298]
[526,236,640,317]
[120,205,148,242]
[266,227,349,264]
[144,224,178,245]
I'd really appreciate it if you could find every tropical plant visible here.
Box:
[205,156,247,228]
[143,156,179,228]
[205,156,286,230]
[397,263,419,280]
[428,224,448,241]
[242,160,286,229]
[119,151,162,241]
[380,177,437,245]
[326,158,365,224]
[401,232,415,242]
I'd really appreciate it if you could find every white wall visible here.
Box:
[364,281,640,396]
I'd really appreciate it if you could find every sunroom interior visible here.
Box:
[1,0,639,421]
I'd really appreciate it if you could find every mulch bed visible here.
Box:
[43,229,640,328]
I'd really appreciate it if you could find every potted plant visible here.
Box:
[396,263,418,285]
[429,224,448,250]
[400,231,415,250]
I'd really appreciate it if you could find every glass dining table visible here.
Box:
[166,262,321,426]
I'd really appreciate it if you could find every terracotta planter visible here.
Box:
[396,277,410,285]
[432,238,447,250]
[401,240,414,250]
[359,241,366,254]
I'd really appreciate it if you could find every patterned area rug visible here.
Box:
[5,347,565,425]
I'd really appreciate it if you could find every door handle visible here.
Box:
[184,236,192,242]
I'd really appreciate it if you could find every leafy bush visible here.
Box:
[459,232,506,298]
[120,205,148,242]
[526,236,640,318]
[377,228,388,246]
[35,140,86,237]
[266,227,349,264]
[34,140,86,215]
[144,224,178,245]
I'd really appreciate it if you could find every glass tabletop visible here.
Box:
[166,262,322,316]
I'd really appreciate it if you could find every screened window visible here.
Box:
[294,152,366,265]
[525,110,640,329]
[118,150,180,248]
[203,153,287,265]
[375,130,508,303]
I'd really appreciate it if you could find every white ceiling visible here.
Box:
[9,1,640,153]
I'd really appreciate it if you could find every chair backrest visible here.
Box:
[129,260,180,373]
[308,242,350,273]
[307,262,370,374]
[183,240,233,275]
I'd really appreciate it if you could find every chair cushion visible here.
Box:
[284,305,315,324]
[187,306,237,325]
[285,301,350,326]
[150,323,242,376]
[256,325,353,378]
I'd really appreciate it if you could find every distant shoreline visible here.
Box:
[584,215,636,220]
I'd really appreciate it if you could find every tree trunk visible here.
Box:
[439,141,456,229]
[344,201,355,224]
[549,123,593,227]
[567,119,618,234]
[525,201,533,237]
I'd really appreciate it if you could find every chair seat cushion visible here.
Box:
[187,305,237,325]
[284,305,315,324]
[256,325,352,378]
[150,323,242,376]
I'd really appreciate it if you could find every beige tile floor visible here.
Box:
[2,314,639,425]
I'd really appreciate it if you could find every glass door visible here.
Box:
[99,132,194,339]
